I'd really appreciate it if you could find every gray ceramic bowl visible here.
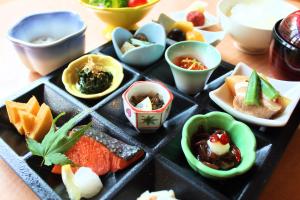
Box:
[112,22,166,69]
[7,11,86,75]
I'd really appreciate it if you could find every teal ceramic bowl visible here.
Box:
[165,41,221,95]
[112,22,166,69]
[181,111,256,179]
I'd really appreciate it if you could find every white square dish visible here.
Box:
[209,62,300,127]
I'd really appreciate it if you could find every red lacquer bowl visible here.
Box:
[269,20,300,81]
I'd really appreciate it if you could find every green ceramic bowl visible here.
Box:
[181,111,256,179]
[165,41,221,95]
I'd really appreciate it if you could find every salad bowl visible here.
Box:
[79,0,160,38]
[112,22,166,68]
[209,62,300,127]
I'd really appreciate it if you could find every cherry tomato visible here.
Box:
[128,0,148,7]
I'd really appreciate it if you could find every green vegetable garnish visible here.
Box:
[260,76,280,100]
[244,70,260,106]
[26,111,92,166]
[77,67,113,94]
[89,0,128,8]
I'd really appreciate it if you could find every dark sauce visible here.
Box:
[191,127,241,170]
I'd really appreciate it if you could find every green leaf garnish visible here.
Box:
[26,110,92,166]
[44,153,72,166]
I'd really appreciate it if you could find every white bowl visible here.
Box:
[209,62,300,127]
[217,0,297,54]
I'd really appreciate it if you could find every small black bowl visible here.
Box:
[269,20,300,81]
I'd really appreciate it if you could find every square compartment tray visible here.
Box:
[0,42,299,200]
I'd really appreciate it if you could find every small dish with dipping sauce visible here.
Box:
[122,81,173,133]
[62,54,124,99]
[165,41,221,95]
[181,111,256,179]
[7,11,86,75]
[209,62,300,127]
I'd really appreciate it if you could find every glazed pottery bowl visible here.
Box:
[181,111,256,179]
[79,0,159,38]
[270,20,300,81]
[112,22,166,68]
[62,54,124,99]
[217,0,296,54]
[165,41,221,95]
[7,11,86,75]
[122,81,173,133]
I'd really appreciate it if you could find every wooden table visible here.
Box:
[0,0,299,199]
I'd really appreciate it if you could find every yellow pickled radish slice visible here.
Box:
[61,165,81,200]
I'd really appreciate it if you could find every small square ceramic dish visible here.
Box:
[170,11,218,29]
[209,62,300,127]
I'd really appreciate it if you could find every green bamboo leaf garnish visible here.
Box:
[26,110,92,166]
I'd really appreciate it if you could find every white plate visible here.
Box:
[197,29,225,46]
[209,62,300,127]
[156,13,225,46]
[167,29,225,46]
[170,11,218,29]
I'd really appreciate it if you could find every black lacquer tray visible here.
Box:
[0,42,299,200]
